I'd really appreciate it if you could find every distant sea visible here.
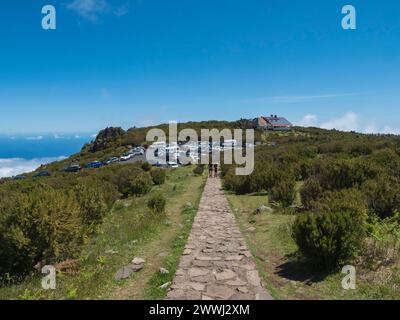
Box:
[0,134,94,178]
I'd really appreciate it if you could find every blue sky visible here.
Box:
[0,0,399,134]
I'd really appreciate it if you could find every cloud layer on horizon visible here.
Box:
[297,112,400,135]
[0,157,66,178]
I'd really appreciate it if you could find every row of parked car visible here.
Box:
[61,147,145,173]
[12,147,146,180]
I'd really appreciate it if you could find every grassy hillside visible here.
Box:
[1,119,399,300]
[222,127,400,299]
[0,166,205,299]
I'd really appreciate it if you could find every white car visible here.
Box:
[120,154,134,161]
[167,161,179,168]
[134,150,144,156]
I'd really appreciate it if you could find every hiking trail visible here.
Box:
[167,177,273,300]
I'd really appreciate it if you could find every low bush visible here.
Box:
[300,177,323,210]
[268,175,296,207]
[74,183,108,234]
[108,166,145,197]
[292,189,367,269]
[150,168,166,185]
[141,162,152,172]
[363,175,400,218]
[0,186,83,275]
[147,193,166,214]
[193,164,204,175]
[128,172,153,196]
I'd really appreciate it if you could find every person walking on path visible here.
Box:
[208,163,213,178]
[213,163,218,178]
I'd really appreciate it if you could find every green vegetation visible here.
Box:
[144,201,201,299]
[150,168,166,185]
[223,127,400,299]
[293,189,367,269]
[193,164,205,175]
[147,193,166,214]
[0,164,151,278]
[0,166,205,299]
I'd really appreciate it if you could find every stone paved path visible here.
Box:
[166,177,273,300]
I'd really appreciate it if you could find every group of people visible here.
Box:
[208,163,219,178]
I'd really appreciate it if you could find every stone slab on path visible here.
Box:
[166,177,273,300]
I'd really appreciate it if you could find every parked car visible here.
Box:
[120,153,134,161]
[85,161,104,169]
[64,164,81,173]
[132,151,143,156]
[167,161,179,168]
[105,157,119,165]
[33,170,51,178]
[13,175,26,180]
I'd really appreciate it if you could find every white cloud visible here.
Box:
[67,0,128,21]
[381,126,400,135]
[320,112,359,132]
[113,4,129,17]
[297,114,318,127]
[0,157,66,178]
[298,112,400,135]
[67,0,110,21]
[363,123,378,134]
[25,136,43,141]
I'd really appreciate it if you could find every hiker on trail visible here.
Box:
[208,163,213,178]
[213,164,218,178]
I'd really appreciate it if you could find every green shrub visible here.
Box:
[141,162,152,172]
[147,193,166,214]
[300,178,323,210]
[363,175,400,218]
[74,183,108,234]
[150,168,166,185]
[129,172,153,196]
[0,187,83,275]
[315,159,354,190]
[109,166,144,197]
[268,175,296,207]
[369,148,400,177]
[193,164,204,175]
[292,189,367,269]
[229,174,255,195]
[76,176,119,209]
